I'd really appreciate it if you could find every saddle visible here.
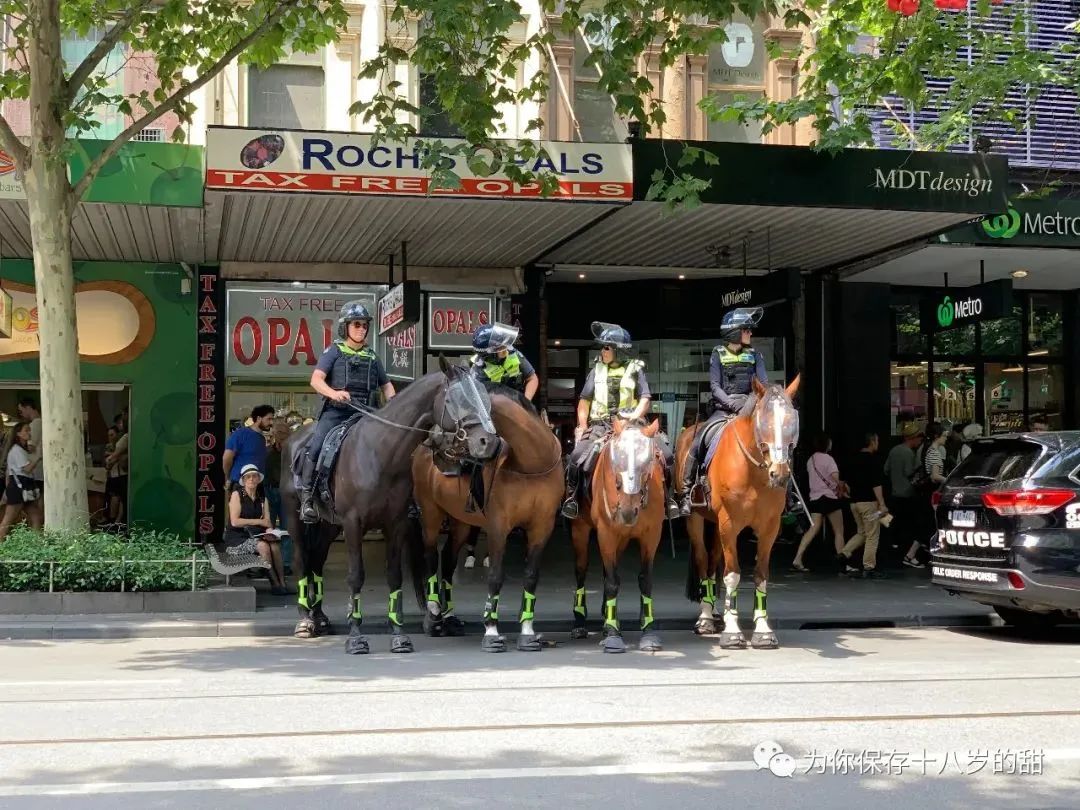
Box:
[291,413,365,521]
[686,417,734,507]
[581,432,613,505]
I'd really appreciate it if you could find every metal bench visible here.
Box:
[203,542,271,586]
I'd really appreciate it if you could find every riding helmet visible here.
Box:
[337,300,373,339]
[719,307,763,343]
[591,321,632,350]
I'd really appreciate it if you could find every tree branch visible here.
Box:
[65,0,155,104]
[72,0,303,200]
[0,112,28,172]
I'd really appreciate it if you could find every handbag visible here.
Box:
[908,446,935,494]
[811,456,848,500]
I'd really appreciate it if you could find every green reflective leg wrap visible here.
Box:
[483,594,500,623]
[754,588,767,621]
[724,589,737,615]
[604,598,619,630]
[442,580,454,613]
[640,595,655,631]
[426,574,439,604]
[573,587,587,617]
[312,574,325,608]
[297,577,310,610]
[700,577,717,606]
[349,595,362,622]
[520,590,536,623]
[387,589,403,627]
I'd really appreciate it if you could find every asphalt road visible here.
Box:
[1,626,1079,808]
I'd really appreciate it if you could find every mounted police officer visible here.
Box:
[679,306,767,515]
[468,322,539,401]
[298,301,395,523]
[561,321,678,521]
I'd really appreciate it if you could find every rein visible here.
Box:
[733,420,769,471]
[343,399,429,435]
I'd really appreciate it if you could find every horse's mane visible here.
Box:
[485,383,539,417]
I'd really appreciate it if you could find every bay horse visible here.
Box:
[280,365,497,655]
[674,374,800,649]
[411,387,564,652]
[568,418,666,653]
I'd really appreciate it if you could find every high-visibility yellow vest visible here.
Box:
[470,351,522,384]
[589,359,643,422]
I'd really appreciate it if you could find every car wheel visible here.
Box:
[993,606,1063,631]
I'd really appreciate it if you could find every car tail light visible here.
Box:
[1007,572,1025,589]
[930,491,942,507]
[981,489,1074,516]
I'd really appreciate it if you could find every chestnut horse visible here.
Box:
[569,418,666,653]
[674,374,800,649]
[411,389,564,652]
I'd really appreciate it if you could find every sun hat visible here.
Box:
[901,423,924,439]
[962,423,983,440]
[239,463,264,484]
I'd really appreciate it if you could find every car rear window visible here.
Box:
[947,439,1044,486]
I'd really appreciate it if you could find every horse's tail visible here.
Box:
[405,510,428,612]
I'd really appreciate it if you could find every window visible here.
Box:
[573,33,621,142]
[984,362,1025,434]
[979,305,1022,356]
[1027,364,1064,430]
[890,300,926,355]
[248,64,325,129]
[935,362,975,426]
[706,91,764,143]
[133,128,165,143]
[890,361,928,436]
[62,30,125,138]
[933,323,976,357]
[1027,293,1063,356]
[417,70,461,138]
[704,15,767,144]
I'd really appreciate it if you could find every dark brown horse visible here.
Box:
[280,365,497,655]
[569,418,666,653]
[411,388,564,652]
[674,375,800,649]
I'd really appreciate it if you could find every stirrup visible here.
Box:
[561,498,580,520]
[299,490,318,524]
[689,481,709,508]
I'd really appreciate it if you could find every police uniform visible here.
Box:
[469,348,535,393]
[305,340,388,456]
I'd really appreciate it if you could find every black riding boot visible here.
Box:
[561,464,581,519]
[680,444,700,517]
[299,453,318,524]
[663,467,680,521]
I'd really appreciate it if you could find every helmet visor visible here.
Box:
[590,321,631,349]
[485,323,519,352]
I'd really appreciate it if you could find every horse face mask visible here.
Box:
[439,368,499,461]
[753,386,800,486]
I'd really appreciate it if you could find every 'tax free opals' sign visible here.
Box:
[205,127,632,201]
[919,278,1014,332]
[428,295,493,351]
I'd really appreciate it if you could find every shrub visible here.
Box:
[0,526,208,592]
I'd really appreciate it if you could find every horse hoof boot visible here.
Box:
[423,611,444,637]
[442,615,466,636]
[517,633,543,652]
[345,633,370,655]
[693,617,718,635]
[569,625,588,640]
[481,634,507,653]
[390,634,414,654]
[601,633,626,654]
[313,612,332,636]
[718,631,748,650]
[751,631,779,650]
[293,618,316,639]
[639,633,663,652]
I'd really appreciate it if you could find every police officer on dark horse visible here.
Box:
[562,321,679,522]
[468,322,539,401]
[680,307,767,515]
[298,301,395,523]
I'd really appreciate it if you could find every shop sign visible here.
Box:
[206,127,632,201]
[378,281,421,335]
[195,268,227,544]
[379,321,422,382]
[0,286,11,339]
[226,285,381,378]
[0,149,22,200]
[919,279,1013,332]
[717,268,800,313]
[940,198,1080,247]
[427,295,493,351]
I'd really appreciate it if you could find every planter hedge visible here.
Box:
[0,526,207,592]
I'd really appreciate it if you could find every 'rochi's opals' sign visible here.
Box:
[427,295,493,351]
[205,127,632,201]
[226,284,382,377]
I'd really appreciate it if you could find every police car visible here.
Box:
[931,431,1080,630]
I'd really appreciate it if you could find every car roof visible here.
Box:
[970,431,1080,453]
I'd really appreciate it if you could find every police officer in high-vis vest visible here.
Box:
[299,301,395,523]
[561,321,678,520]
[679,306,767,515]
[468,322,539,400]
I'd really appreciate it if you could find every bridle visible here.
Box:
[601,429,657,522]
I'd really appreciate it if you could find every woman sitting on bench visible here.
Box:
[224,464,291,595]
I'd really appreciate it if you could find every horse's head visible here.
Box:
[750,374,801,487]
[607,418,661,526]
[434,357,499,461]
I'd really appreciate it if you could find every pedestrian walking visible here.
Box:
[884,423,923,565]
[792,433,849,572]
[0,422,43,541]
[838,432,889,578]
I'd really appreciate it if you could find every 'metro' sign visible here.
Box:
[919,278,1014,332]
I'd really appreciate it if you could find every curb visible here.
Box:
[0,611,999,640]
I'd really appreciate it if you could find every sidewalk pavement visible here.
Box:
[0,529,998,640]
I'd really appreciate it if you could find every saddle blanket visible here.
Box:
[702,418,734,470]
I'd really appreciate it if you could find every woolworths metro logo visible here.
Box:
[982,206,1021,239]
[937,296,955,328]
[936,294,983,328]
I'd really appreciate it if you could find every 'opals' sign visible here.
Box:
[428,295,493,351]
[196,268,227,544]
[226,284,382,378]
[205,126,632,201]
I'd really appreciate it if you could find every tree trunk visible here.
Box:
[661,56,687,140]
[24,0,89,530]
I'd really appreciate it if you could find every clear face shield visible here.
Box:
[485,323,519,354]
[609,428,655,495]
[444,372,496,434]
[753,386,800,474]
[591,321,631,349]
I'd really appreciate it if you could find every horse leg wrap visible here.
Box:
[573,587,587,618]
[753,584,772,633]
[603,597,619,631]
[640,595,655,631]
[349,595,362,623]
[312,574,325,609]
[426,574,441,616]
[442,580,455,615]
[297,577,310,610]
[519,590,536,623]
[700,577,717,606]
[722,571,741,634]
[482,594,500,623]
[387,589,403,628]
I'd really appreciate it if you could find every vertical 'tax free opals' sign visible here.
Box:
[196,268,227,544]
[427,295,493,351]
